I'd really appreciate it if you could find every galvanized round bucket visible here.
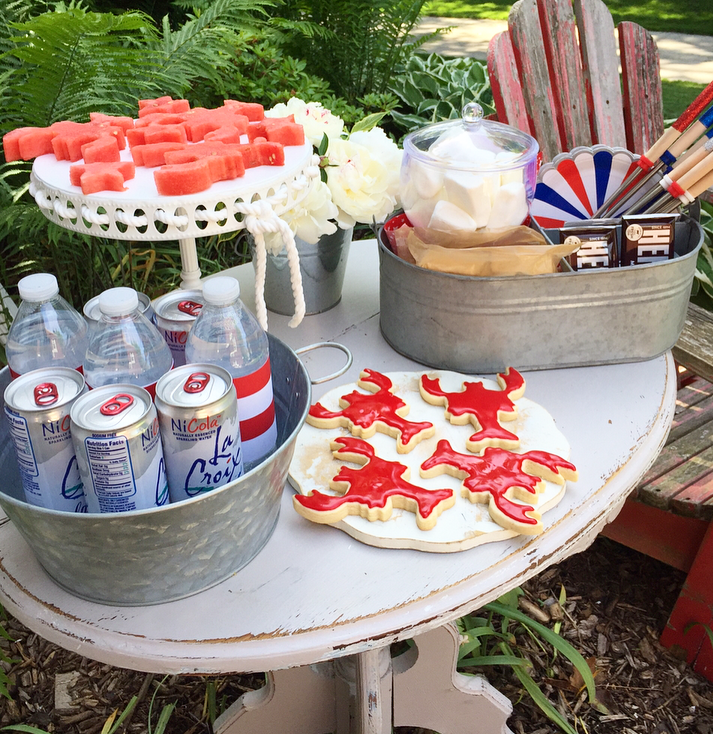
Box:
[255,227,353,315]
[0,334,311,606]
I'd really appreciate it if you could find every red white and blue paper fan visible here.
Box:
[530,145,640,227]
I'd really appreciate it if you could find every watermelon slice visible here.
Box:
[154,159,213,195]
[137,99,191,117]
[164,144,245,180]
[89,113,135,133]
[143,125,188,145]
[3,127,57,161]
[248,119,304,146]
[223,100,264,121]
[132,142,188,167]
[69,161,135,195]
[204,126,243,145]
[138,96,174,109]
[81,135,120,164]
[134,113,189,129]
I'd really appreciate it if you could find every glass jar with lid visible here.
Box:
[400,103,539,233]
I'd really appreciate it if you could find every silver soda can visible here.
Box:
[71,385,169,513]
[84,291,154,332]
[155,364,243,503]
[3,367,88,512]
[152,290,204,367]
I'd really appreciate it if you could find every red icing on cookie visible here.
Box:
[308,369,434,451]
[420,368,525,451]
[421,440,577,531]
[294,436,454,529]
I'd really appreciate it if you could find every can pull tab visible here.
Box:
[34,382,58,407]
[100,393,135,416]
[178,300,203,316]
[184,372,210,394]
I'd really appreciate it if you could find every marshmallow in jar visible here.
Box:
[400,103,539,233]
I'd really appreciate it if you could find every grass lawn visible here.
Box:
[662,80,708,121]
[423,0,713,36]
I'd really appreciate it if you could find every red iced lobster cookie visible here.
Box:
[307,369,435,453]
[420,439,578,535]
[293,436,455,531]
[419,367,526,453]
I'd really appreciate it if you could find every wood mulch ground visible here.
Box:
[1,535,712,734]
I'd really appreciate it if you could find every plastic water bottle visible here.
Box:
[83,287,172,397]
[185,276,277,466]
[6,273,89,378]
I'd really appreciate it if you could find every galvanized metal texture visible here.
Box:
[258,227,352,315]
[0,333,311,606]
[379,216,703,374]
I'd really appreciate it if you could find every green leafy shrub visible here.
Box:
[275,0,442,105]
[0,0,276,312]
[690,200,713,311]
[389,52,495,134]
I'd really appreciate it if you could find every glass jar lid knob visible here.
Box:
[462,102,484,126]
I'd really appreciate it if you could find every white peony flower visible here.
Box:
[325,130,402,227]
[266,97,344,147]
[264,180,339,253]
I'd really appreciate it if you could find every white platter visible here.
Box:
[288,370,575,552]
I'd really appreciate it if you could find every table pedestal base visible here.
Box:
[214,622,513,734]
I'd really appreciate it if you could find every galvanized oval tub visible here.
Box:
[0,333,310,606]
[379,216,703,373]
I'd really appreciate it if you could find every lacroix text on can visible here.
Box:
[155,364,242,503]
[153,290,204,367]
[3,367,88,512]
[70,385,168,513]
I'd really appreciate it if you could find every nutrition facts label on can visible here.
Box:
[85,436,137,511]
[4,409,39,477]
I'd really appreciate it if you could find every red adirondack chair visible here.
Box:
[487,0,664,162]
[489,0,713,683]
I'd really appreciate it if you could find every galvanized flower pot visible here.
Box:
[257,227,353,315]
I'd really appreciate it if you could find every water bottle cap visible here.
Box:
[18,273,59,302]
[98,287,139,316]
[203,276,240,306]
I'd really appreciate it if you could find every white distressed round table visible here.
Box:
[0,240,677,734]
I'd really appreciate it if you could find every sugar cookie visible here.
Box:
[293,436,455,531]
[419,367,525,453]
[307,368,435,453]
[420,439,578,535]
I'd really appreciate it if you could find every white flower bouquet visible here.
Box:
[263,97,402,251]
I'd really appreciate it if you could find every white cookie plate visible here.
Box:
[288,370,574,553]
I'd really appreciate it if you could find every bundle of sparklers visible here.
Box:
[594,79,713,218]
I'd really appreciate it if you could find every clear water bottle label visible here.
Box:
[232,359,277,464]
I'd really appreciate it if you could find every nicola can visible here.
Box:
[154,364,243,503]
[3,367,88,512]
[152,290,204,367]
[70,385,169,513]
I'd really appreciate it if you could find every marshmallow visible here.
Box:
[496,151,524,186]
[410,160,444,199]
[443,171,492,229]
[405,197,439,229]
[428,199,477,233]
[486,182,529,229]
[429,132,497,167]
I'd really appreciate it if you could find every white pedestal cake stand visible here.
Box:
[28,141,319,328]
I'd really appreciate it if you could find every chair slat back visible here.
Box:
[487,0,663,161]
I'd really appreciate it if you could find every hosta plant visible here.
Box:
[389,52,495,134]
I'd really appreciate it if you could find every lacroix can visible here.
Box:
[83,291,155,333]
[3,367,88,512]
[155,364,243,503]
[70,385,168,513]
[152,290,204,367]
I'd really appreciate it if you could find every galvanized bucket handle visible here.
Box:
[295,342,353,385]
